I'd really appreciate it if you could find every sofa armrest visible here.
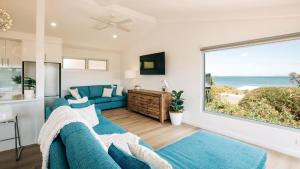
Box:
[122,92,128,98]
[49,136,69,169]
[45,107,52,121]
[60,122,121,169]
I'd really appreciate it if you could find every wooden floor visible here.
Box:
[102,108,199,149]
[0,108,299,169]
[0,144,41,169]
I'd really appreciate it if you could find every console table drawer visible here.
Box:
[128,89,171,123]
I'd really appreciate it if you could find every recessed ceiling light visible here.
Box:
[112,34,118,39]
[50,22,57,27]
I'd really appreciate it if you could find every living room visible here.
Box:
[0,0,300,169]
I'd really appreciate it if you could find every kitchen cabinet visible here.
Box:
[0,39,22,68]
[5,40,22,67]
[22,40,35,62]
[22,40,62,63]
[0,39,5,66]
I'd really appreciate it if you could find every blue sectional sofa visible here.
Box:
[46,99,267,169]
[65,85,127,110]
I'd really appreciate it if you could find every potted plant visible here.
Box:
[169,90,184,125]
[23,77,36,99]
[12,75,22,89]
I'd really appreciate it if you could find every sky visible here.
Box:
[205,39,300,76]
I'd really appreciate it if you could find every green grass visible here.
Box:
[206,86,300,129]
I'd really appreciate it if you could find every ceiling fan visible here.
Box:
[91,16,132,32]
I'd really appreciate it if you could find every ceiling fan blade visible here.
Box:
[117,19,132,25]
[116,25,130,32]
[90,17,111,24]
[93,25,110,31]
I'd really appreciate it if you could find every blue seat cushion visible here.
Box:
[71,86,90,98]
[60,122,121,169]
[111,96,126,102]
[157,131,267,169]
[95,97,112,103]
[89,99,96,105]
[108,144,151,169]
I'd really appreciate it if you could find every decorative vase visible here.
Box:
[24,89,35,99]
[169,112,183,125]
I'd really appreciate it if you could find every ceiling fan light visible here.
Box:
[112,34,118,39]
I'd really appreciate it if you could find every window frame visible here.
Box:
[62,57,86,70]
[201,32,300,132]
[86,59,108,71]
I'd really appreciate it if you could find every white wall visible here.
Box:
[120,17,300,158]
[61,47,121,95]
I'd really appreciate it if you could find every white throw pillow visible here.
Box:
[116,86,124,96]
[102,88,113,97]
[128,142,172,169]
[73,104,99,127]
[68,96,88,104]
[69,88,81,100]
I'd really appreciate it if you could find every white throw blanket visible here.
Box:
[98,133,140,154]
[38,106,107,169]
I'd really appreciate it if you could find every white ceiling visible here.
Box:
[1,0,300,51]
[120,0,300,22]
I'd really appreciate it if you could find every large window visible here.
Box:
[204,39,300,129]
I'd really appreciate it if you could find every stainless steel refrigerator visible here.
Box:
[22,61,61,108]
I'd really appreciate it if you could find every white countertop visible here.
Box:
[0,95,39,104]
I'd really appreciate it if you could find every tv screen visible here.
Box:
[140,52,165,75]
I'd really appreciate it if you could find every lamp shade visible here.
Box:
[124,70,136,79]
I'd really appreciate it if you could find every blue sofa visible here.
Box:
[65,85,127,110]
[46,99,267,169]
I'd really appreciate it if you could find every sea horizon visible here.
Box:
[210,76,294,88]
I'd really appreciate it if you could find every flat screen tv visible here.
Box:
[140,52,165,75]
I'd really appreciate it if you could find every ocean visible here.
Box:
[211,76,294,88]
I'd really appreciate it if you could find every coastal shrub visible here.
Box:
[207,99,247,116]
[207,98,300,128]
[239,87,300,120]
[240,99,299,127]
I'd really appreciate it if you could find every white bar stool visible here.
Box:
[0,105,23,161]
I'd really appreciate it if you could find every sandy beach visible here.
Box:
[220,85,257,104]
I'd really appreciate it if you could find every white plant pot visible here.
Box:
[24,89,35,99]
[169,112,183,125]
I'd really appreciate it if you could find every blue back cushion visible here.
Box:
[89,85,104,98]
[60,122,121,169]
[69,101,92,108]
[45,107,53,120]
[112,85,117,96]
[71,86,90,98]
[89,85,113,98]
[108,144,151,169]
[51,98,69,110]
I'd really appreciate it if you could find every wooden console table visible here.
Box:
[127,89,171,123]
